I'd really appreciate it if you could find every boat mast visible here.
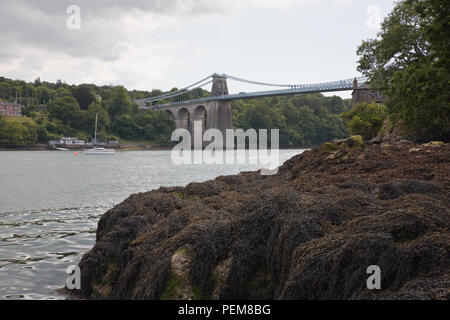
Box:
[94,113,98,146]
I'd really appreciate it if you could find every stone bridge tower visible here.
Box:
[209,74,233,137]
[211,74,229,96]
[160,74,233,147]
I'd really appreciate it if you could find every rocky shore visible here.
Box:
[73,138,449,300]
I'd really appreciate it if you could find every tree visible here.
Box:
[0,119,38,146]
[73,85,96,110]
[106,86,133,120]
[357,0,450,141]
[36,86,51,104]
[232,94,349,148]
[55,79,66,89]
[151,111,176,143]
[86,101,110,133]
[36,125,49,143]
[112,114,142,140]
[47,96,83,128]
[56,87,73,98]
[34,77,42,87]
[324,96,346,114]
[342,103,387,140]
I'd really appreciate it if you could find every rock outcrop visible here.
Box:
[75,140,450,300]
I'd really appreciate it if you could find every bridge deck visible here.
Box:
[149,83,356,109]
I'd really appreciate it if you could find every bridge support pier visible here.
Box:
[210,100,233,136]
[165,100,233,148]
[175,119,189,131]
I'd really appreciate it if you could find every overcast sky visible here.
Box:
[0,0,395,97]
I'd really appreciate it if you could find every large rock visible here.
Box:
[74,141,450,300]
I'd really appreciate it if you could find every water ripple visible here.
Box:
[0,205,107,300]
[0,149,304,300]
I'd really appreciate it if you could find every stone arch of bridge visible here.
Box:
[164,109,175,120]
[192,105,208,132]
[176,107,191,131]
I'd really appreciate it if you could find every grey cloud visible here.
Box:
[0,0,231,62]
[1,0,230,19]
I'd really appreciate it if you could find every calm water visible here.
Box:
[0,149,304,299]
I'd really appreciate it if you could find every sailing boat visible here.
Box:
[84,113,115,155]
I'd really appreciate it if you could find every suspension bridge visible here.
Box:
[135,73,367,135]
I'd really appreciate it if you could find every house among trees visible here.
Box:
[0,100,23,116]
[351,78,386,108]
[49,137,86,145]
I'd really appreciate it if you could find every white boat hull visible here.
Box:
[84,148,116,155]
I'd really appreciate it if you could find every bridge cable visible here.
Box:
[145,80,213,106]
[138,74,213,103]
[223,74,367,89]
[146,79,212,103]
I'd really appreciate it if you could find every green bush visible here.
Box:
[341,103,387,140]
[0,118,38,146]
[36,125,49,143]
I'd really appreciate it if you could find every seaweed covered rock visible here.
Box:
[75,141,450,300]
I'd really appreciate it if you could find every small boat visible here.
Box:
[83,113,115,155]
[56,147,70,151]
[84,147,115,155]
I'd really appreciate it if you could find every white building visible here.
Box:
[49,137,86,145]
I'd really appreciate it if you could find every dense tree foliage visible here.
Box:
[0,117,46,146]
[72,85,97,110]
[357,0,449,141]
[0,76,179,146]
[47,96,83,127]
[106,86,135,120]
[86,101,111,133]
[0,75,351,147]
[341,103,387,140]
[232,94,350,147]
[112,111,175,143]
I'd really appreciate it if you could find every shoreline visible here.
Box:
[0,143,176,152]
[0,143,315,152]
[0,145,313,152]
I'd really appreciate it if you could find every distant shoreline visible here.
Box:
[0,143,176,152]
[0,144,311,152]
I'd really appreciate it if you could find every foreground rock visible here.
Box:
[74,140,449,300]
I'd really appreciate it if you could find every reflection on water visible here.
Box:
[0,149,304,299]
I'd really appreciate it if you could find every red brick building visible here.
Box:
[0,100,23,116]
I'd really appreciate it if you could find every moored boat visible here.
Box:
[84,147,115,155]
[83,113,115,155]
